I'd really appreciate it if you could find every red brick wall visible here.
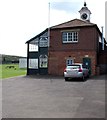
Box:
[48,26,98,76]
[98,51,107,74]
[48,51,97,76]
[99,51,107,64]
[50,26,97,51]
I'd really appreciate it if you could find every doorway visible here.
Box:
[83,58,91,75]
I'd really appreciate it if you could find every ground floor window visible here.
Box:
[39,55,48,68]
[66,58,74,66]
[29,59,38,69]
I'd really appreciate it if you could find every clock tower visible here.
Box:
[79,2,91,22]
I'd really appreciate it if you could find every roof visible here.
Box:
[26,28,48,43]
[26,19,102,44]
[79,6,91,13]
[51,19,96,29]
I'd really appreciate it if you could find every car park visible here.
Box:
[64,63,89,81]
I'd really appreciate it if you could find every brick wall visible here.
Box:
[98,50,107,74]
[99,51,107,64]
[48,26,99,76]
[48,50,97,76]
[50,26,97,51]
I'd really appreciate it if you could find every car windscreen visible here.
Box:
[67,65,80,69]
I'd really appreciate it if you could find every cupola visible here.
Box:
[79,2,91,22]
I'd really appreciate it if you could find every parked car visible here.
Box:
[64,63,89,81]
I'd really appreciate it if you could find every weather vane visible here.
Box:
[84,0,87,7]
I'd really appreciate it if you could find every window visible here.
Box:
[29,39,38,52]
[99,36,102,43]
[39,37,48,47]
[29,44,38,51]
[66,59,74,66]
[67,65,80,69]
[39,55,48,68]
[29,59,38,69]
[62,32,78,43]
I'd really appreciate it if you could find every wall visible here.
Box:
[50,26,97,51]
[48,26,98,76]
[48,51,97,76]
[98,50,107,74]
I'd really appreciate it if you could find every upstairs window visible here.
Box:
[39,37,48,47]
[62,32,78,43]
[29,39,38,52]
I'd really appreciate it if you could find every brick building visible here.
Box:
[26,2,107,76]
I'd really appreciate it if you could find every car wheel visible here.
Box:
[65,77,68,81]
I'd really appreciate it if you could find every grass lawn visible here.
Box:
[1,64,27,79]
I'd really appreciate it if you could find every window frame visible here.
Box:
[66,58,74,66]
[39,55,48,68]
[29,59,38,69]
[29,39,39,52]
[62,31,78,43]
[39,37,48,47]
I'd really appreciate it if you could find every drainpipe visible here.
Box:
[101,26,104,50]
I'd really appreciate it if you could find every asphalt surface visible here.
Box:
[2,75,106,118]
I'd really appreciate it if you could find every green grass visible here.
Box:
[1,64,27,79]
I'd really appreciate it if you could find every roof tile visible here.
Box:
[51,19,95,29]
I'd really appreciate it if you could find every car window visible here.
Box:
[67,65,80,69]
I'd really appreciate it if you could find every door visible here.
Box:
[83,58,91,75]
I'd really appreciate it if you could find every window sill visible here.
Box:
[63,41,78,43]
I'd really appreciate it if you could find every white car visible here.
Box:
[64,63,89,81]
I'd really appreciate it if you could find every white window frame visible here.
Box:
[29,39,39,52]
[29,59,38,69]
[62,31,78,43]
[66,58,74,66]
[39,55,48,68]
[39,37,48,47]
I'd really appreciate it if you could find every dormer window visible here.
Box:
[62,31,78,43]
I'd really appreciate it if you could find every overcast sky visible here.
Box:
[0,0,106,57]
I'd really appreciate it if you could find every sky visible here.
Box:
[0,0,106,57]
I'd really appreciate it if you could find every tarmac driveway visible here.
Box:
[2,75,106,118]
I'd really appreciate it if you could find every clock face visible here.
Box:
[81,13,88,20]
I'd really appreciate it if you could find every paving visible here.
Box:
[2,75,106,118]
